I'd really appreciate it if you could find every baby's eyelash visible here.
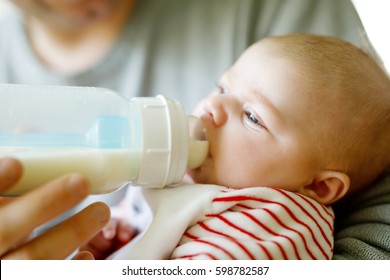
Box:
[244,111,267,130]
[245,112,260,125]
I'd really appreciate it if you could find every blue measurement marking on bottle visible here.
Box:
[0,116,131,148]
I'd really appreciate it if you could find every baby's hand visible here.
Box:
[80,218,137,259]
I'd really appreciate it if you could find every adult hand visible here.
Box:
[0,157,110,259]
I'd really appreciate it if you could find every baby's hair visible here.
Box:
[264,34,390,193]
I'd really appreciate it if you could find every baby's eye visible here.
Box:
[244,111,267,130]
[246,112,259,124]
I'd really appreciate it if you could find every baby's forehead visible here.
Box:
[242,39,279,58]
[234,35,376,103]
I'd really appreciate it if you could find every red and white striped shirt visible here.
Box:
[112,184,334,260]
[171,186,334,260]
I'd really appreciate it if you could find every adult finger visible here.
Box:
[0,174,90,256]
[0,158,23,192]
[3,202,110,260]
[72,251,95,260]
[0,197,15,208]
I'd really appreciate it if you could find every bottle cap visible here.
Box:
[131,95,194,188]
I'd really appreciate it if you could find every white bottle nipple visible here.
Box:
[187,116,209,169]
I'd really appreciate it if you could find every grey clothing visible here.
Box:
[1,0,389,260]
[0,0,363,112]
[333,173,390,260]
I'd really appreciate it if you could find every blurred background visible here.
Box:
[352,0,390,71]
[0,0,389,71]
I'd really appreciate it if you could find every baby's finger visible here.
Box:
[117,221,137,243]
[102,219,119,240]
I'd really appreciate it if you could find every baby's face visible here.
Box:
[189,42,322,191]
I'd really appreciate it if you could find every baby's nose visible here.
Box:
[202,96,228,127]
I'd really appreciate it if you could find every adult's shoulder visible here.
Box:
[163,0,363,47]
[0,7,26,82]
[0,6,23,38]
[244,0,363,45]
[0,6,26,61]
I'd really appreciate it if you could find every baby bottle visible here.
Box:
[0,84,208,195]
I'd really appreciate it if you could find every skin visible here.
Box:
[0,157,110,260]
[79,218,137,259]
[1,0,133,259]
[190,41,325,192]
[11,0,136,74]
[84,39,352,259]
[11,0,132,28]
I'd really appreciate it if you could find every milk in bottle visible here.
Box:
[0,84,208,195]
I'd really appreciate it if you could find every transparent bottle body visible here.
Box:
[0,84,209,195]
[0,85,143,194]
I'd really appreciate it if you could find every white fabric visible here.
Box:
[112,185,334,260]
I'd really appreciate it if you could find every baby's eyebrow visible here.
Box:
[250,89,275,112]
[219,71,232,86]
[249,89,284,131]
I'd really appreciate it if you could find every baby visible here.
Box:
[81,34,390,260]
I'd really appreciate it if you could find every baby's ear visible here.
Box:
[302,171,350,205]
